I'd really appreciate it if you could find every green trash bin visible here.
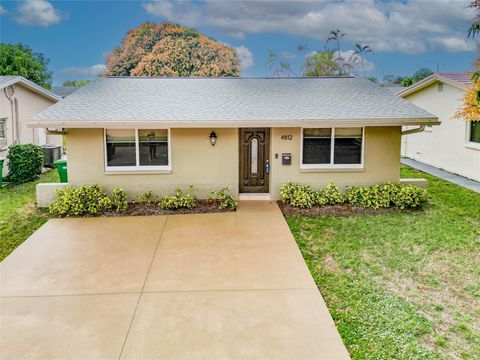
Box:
[54,159,68,183]
[0,158,4,188]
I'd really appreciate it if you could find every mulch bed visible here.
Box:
[277,201,402,217]
[62,200,235,218]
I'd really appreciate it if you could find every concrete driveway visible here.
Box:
[1,201,349,359]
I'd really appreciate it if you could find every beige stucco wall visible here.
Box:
[0,83,61,176]
[269,127,401,199]
[64,126,400,201]
[66,128,239,199]
[401,82,480,182]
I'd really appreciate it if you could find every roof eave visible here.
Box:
[28,117,440,129]
[397,74,470,97]
[0,77,62,102]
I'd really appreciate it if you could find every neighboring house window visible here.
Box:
[469,121,480,144]
[0,119,6,149]
[437,83,443,92]
[301,127,364,168]
[104,129,170,171]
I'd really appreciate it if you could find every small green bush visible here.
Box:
[208,187,237,210]
[346,183,427,209]
[317,182,345,205]
[48,185,112,217]
[6,144,44,184]
[112,188,128,212]
[137,190,156,205]
[280,182,317,208]
[281,182,427,210]
[158,188,196,210]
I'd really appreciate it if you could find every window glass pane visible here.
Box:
[139,129,168,166]
[334,127,362,164]
[303,128,331,164]
[0,121,5,138]
[106,129,136,167]
[251,138,258,174]
[470,121,480,143]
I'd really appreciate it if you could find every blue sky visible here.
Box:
[0,0,476,85]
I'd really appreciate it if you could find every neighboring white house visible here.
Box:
[0,76,62,176]
[398,73,480,182]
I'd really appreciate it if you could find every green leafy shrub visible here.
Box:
[346,183,427,209]
[6,144,44,184]
[112,188,128,212]
[281,182,427,210]
[280,182,318,208]
[391,185,428,209]
[317,182,345,205]
[208,187,237,210]
[48,185,112,217]
[137,190,156,205]
[158,188,196,210]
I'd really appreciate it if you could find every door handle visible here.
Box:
[265,160,270,174]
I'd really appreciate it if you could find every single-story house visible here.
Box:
[398,73,479,182]
[1,76,62,176]
[29,76,438,202]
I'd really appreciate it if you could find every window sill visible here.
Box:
[465,142,480,151]
[300,166,365,173]
[104,169,172,175]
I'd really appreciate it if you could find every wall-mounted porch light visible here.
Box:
[209,130,217,146]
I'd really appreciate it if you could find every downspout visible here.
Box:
[4,85,18,144]
[401,125,425,136]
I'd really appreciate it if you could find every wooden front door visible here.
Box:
[239,128,270,193]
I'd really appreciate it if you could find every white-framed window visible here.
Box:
[104,128,171,171]
[467,121,480,147]
[301,127,364,169]
[0,119,6,149]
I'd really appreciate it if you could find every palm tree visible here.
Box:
[301,49,342,77]
[353,43,373,77]
[327,29,346,74]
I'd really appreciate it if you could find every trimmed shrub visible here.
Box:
[112,188,128,212]
[137,190,156,206]
[208,187,237,210]
[48,185,112,217]
[281,182,427,210]
[6,144,44,184]
[158,188,196,210]
[280,182,317,208]
[346,183,427,209]
[317,182,345,205]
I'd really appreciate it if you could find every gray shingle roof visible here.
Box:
[30,77,437,127]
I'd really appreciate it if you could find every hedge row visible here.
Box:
[280,182,427,209]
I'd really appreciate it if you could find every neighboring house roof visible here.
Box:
[383,85,404,94]
[0,76,61,102]
[52,86,79,98]
[30,76,437,128]
[397,72,472,97]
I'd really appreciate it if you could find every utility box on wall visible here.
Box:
[282,153,292,165]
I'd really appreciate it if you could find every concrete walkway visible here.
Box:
[402,157,480,193]
[0,201,349,360]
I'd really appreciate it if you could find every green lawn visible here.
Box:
[286,166,480,359]
[0,170,59,261]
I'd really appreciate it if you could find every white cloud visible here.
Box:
[15,0,65,27]
[0,5,7,15]
[336,50,375,74]
[60,64,106,76]
[235,46,254,70]
[142,0,476,54]
[281,51,297,61]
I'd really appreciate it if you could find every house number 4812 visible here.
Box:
[281,135,293,140]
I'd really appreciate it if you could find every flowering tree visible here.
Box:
[106,23,240,77]
[455,1,479,121]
